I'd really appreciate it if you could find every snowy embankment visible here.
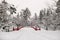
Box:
[0,27,60,40]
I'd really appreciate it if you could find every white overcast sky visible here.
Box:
[0,0,58,17]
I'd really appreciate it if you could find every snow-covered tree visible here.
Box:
[39,10,44,24]
[31,13,38,25]
[0,0,17,32]
[55,0,60,30]
[34,13,38,20]
[42,8,58,30]
[20,8,31,26]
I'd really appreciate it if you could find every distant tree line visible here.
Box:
[0,0,60,32]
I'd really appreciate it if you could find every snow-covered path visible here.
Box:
[0,27,60,40]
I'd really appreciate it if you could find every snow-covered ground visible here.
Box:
[0,27,60,40]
